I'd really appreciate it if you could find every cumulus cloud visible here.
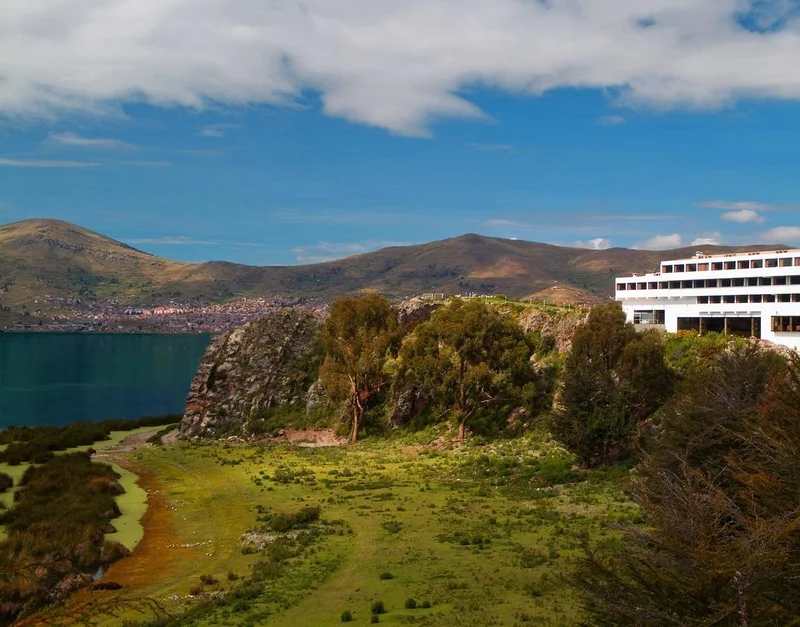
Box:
[634,233,684,250]
[761,226,800,243]
[5,1,800,134]
[573,237,612,250]
[692,232,723,246]
[127,236,221,245]
[721,208,766,223]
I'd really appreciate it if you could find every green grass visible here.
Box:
[71,435,634,626]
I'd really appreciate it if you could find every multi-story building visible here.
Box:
[615,248,800,350]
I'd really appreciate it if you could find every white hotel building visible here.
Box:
[615,248,800,350]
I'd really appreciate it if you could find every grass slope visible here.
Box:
[0,219,780,308]
[56,435,640,627]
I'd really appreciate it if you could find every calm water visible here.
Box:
[0,333,210,428]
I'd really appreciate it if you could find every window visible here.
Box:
[738,260,750,269]
[698,263,709,271]
[760,277,773,286]
[736,295,748,303]
[721,278,732,287]
[747,277,759,286]
[766,294,776,302]
[723,295,735,304]
[675,264,685,272]
[712,262,723,270]
[750,295,763,303]
[697,296,709,304]
[670,281,680,289]
[637,282,646,290]
[687,263,697,272]
[659,282,668,289]
[648,282,658,290]
[733,278,744,287]
[628,283,636,290]
[780,294,791,302]
[616,283,625,291]
[775,276,787,286]
[711,295,722,304]
[693,280,704,288]
[772,316,800,332]
[725,261,736,270]
[752,259,763,269]
[662,265,673,273]
[780,258,792,267]
[766,258,778,268]
[682,280,692,289]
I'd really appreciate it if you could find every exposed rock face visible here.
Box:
[181,309,323,438]
[397,298,443,329]
[519,307,589,353]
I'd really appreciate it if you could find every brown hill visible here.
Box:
[0,219,780,309]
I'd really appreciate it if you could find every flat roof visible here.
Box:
[660,248,800,264]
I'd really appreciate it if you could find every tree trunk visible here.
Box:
[351,405,360,443]
[458,420,466,441]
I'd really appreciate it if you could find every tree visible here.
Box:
[399,299,537,440]
[572,347,800,626]
[551,303,672,467]
[320,294,399,442]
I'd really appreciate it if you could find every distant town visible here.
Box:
[4,296,329,334]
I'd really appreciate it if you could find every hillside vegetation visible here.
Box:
[0,218,777,309]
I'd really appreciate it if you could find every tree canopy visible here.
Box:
[399,299,538,439]
[320,294,399,442]
[551,302,672,467]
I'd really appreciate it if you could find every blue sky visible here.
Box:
[2,1,800,265]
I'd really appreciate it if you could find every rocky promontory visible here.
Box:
[180,309,323,438]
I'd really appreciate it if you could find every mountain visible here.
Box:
[0,219,779,309]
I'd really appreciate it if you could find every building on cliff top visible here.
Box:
[615,248,800,350]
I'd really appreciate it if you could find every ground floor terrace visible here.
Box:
[619,302,800,350]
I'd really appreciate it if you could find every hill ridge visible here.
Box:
[0,218,781,309]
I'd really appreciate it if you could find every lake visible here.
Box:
[0,333,210,428]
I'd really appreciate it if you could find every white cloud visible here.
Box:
[467,143,516,153]
[483,218,524,228]
[118,160,172,168]
[696,200,777,211]
[197,123,241,138]
[6,2,800,134]
[291,240,407,263]
[0,157,98,168]
[127,236,220,245]
[691,232,722,246]
[721,209,766,223]
[573,237,612,250]
[48,132,134,150]
[598,115,626,126]
[634,233,684,250]
[761,226,800,243]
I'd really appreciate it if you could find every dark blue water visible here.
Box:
[0,333,210,427]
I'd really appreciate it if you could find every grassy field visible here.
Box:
[46,433,638,627]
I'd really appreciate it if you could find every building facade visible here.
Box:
[615,248,800,350]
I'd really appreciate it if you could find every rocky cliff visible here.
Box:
[180,309,323,438]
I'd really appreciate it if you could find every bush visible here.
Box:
[227,571,240,581]
[263,505,321,532]
[189,584,203,596]
[378,572,394,580]
[371,617,379,624]
[341,610,353,622]
[200,574,218,585]
[422,600,431,608]
[405,598,417,609]
[371,600,386,615]
[0,472,12,493]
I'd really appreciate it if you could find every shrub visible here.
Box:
[371,600,386,615]
[405,598,417,609]
[371,616,380,624]
[200,574,218,585]
[378,572,394,580]
[341,610,353,622]
[227,571,240,581]
[422,600,431,609]
[189,584,203,596]
[0,472,12,493]
[263,505,321,532]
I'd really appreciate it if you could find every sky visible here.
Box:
[2,0,800,265]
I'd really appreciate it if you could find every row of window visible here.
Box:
[773,316,800,332]
[661,255,797,273]
[697,294,800,304]
[617,275,800,291]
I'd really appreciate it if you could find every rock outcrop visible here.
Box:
[519,306,589,353]
[180,309,323,438]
